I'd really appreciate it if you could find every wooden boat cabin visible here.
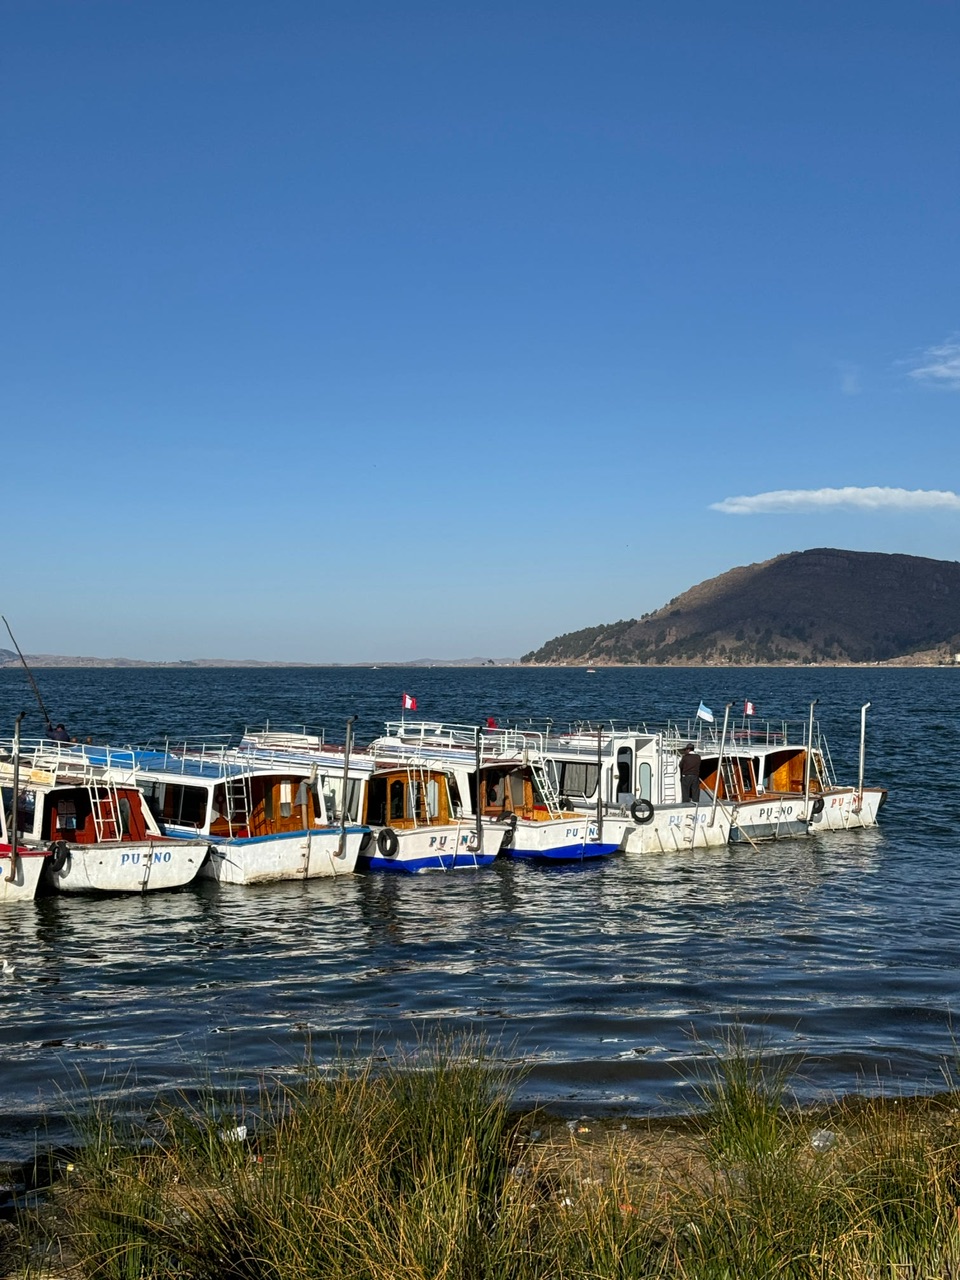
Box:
[363,768,462,830]
[476,764,572,822]
[139,769,327,839]
[701,744,812,802]
[3,773,156,846]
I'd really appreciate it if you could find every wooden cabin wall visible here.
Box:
[362,772,453,829]
[244,776,317,837]
[48,788,147,843]
[768,752,807,794]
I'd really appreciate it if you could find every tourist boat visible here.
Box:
[371,723,624,862]
[358,762,491,872]
[81,743,367,885]
[683,701,886,839]
[473,758,621,862]
[0,759,50,902]
[239,729,498,873]
[2,744,207,893]
[693,733,816,842]
[536,725,732,852]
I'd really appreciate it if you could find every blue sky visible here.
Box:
[3,0,958,661]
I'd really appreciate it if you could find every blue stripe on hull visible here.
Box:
[357,852,498,875]
[503,841,621,862]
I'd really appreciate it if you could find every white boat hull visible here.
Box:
[0,850,47,903]
[45,840,207,894]
[500,816,621,862]
[358,823,496,874]
[810,787,885,831]
[729,795,813,843]
[622,803,731,852]
[199,827,365,885]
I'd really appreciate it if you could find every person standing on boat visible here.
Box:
[679,743,702,803]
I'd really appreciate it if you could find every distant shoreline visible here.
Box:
[1,659,956,671]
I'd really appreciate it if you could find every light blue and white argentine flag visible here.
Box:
[696,701,715,723]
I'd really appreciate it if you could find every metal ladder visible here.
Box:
[224,776,250,836]
[721,758,742,802]
[660,752,678,804]
[89,785,120,841]
[530,755,564,816]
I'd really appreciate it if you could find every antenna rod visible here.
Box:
[2,617,53,731]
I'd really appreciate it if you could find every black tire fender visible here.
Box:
[810,795,825,816]
[631,798,655,825]
[47,841,70,875]
[377,827,399,857]
[501,812,518,833]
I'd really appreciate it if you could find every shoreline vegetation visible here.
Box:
[7,1043,960,1278]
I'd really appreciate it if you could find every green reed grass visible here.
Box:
[17,1038,960,1279]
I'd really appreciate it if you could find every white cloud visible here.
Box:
[711,486,960,516]
[908,338,960,389]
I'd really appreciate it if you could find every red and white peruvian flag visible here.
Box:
[744,700,756,717]
[401,692,417,711]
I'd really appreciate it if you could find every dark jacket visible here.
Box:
[679,749,702,776]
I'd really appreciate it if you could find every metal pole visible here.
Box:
[6,712,25,882]
[337,715,356,859]
[803,698,819,811]
[2,618,53,732]
[709,703,733,829]
[595,727,603,844]
[474,727,483,853]
[856,702,870,811]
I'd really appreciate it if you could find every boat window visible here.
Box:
[118,796,131,836]
[426,778,439,819]
[320,774,362,822]
[389,779,406,821]
[366,776,387,826]
[58,798,78,832]
[150,781,207,830]
[484,773,504,808]
[1,787,37,839]
[280,781,293,819]
[638,762,652,801]
[448,774,463,817]
[508,772,526,809]
[556,761,599,799]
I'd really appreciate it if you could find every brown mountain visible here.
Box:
[522,548,960,666]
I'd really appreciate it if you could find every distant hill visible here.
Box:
[522,549,960,666]
[0,649,518,669]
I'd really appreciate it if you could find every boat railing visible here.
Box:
[383,720,481,749]
[242,725,327,750]
[230,741,375,776]
[0,737,142,787]
[381,721,539,762]
[662,719,822,751]
[814,732,839,787]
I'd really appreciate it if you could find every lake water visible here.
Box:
[0,664,957,1160]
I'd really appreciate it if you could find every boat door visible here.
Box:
[615,746,633,804]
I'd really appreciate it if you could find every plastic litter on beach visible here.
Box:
[810,1128,838,1152]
